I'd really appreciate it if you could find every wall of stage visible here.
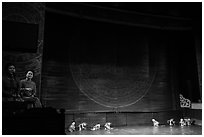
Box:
[41,12,200,113]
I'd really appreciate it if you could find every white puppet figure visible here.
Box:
[187,118,191,126]
[167,118,175,126]
[91,123,101,131]
[179,118,186,126]
[69,122,76,132]
[104,122,113,130]
[78,122,87,131]
[184,118,191,126]
[152,119,159,127]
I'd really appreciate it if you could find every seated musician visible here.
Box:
[2,64,21,102]
[20,70,42,108]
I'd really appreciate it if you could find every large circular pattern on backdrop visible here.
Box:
[69,22,157,108]
[69,56,156,108]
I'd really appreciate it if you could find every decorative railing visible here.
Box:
[180,94,191,108]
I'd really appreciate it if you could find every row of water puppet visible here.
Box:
[68,118,194,132]
[152,118,194,127]
[68,122,113,132]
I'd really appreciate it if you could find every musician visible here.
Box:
[2,64,20,102]
[19,70,42,108]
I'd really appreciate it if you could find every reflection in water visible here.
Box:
[152,126,159,134]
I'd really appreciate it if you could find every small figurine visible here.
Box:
[78,122,87,131]
[167,118,175,126]
[69,122,76,132]
[152,119,159,127]
[184,118,191,126]
[91,123,100,131]
[104,122,113,130]
[179,118,186,126]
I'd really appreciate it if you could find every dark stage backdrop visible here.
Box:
[42,12,198,112]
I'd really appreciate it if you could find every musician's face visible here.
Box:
[8,65,15,74]
[26,71,33,79]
